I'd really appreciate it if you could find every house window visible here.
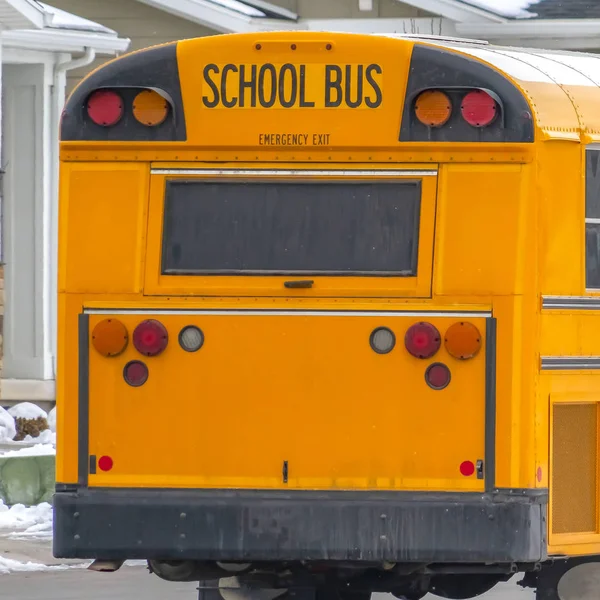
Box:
[586,147,600,289]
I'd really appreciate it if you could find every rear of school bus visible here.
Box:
[53,32,546,597]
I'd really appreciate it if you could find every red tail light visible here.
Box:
[133,320,168,357]
[405,322,441,359]
[460,461,475,477]
[123,360,149,387]
[98,456,114,472]
[461,90,498,127]
[87,89,123,127]
[425,363,451,390]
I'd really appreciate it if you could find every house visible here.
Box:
[4,0,600,409]
[0,1,129,410]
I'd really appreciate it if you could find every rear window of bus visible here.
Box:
[161,180,421,276]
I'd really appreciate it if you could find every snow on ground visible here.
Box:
[0,501,53,539]
[460,0,537,18]
[0,555,82,575]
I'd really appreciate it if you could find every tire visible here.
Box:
[391,593,427,600]
[148,560,227,582]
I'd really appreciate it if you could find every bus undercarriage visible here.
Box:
[87,555,600,600]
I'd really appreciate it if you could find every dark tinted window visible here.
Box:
[587,148,600,288]
[161,180,421,276]
[586,223,600,289]
[587,149,600,219]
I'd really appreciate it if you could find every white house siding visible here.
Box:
[0,55,62,410]
[48,0,216,94]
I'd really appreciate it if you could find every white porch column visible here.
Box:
[1,53,56,403]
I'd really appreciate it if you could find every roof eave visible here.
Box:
[392,0,506,23]
[136,0,295,33]
[457,18,600,38]
[301,16,455,35]
[2,28,131,54]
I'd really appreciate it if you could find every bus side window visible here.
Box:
[585,147,600,289]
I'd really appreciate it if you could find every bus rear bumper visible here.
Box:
[53,488,547,563]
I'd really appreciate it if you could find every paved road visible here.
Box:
[0,567,534,600]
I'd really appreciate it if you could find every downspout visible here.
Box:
[55,46,96,79]
[47,47,96,380]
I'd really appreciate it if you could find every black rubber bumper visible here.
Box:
[53,488,547,563]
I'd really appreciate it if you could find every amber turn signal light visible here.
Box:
[414,90,452,128]
[444,322,482,360]
[133,90,169,126]
[91,319,128,357]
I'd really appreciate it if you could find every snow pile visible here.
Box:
[0,408,16,443]
[8,403,47,421]
[460,0,536,18]
[0,444,55,458]
[0,555,74,575]
[0,403,57,449]
[0,501,53,538]
[47,406,56,432]
[20,429,56,446]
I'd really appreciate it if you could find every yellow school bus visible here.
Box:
[53,31,600,600]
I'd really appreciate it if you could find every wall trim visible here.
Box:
[1,378,56,401]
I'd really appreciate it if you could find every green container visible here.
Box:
[0,455,56,506]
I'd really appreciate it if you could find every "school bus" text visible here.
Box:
[201,63,383,109]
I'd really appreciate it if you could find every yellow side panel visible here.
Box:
[538,142,583,295]
[58,163,149,294]
[434,164,524,296]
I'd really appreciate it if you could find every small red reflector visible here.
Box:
[460,461,475,477]
[461,90,498,127]
[98,456,113,472]
[425,363,451,390]
[133,320,168,357]
[87,89,123,127]
[405,322,441,359]
[123,360,149,387]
